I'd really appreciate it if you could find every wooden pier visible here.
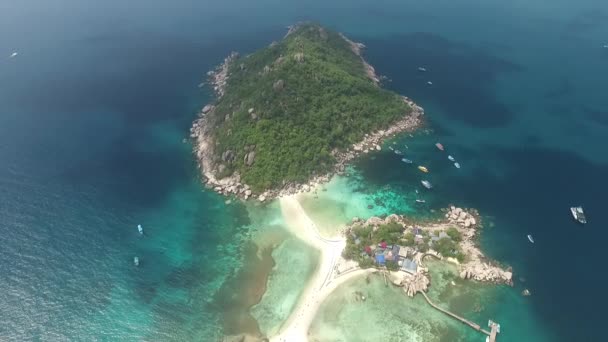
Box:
[419,291,500,341]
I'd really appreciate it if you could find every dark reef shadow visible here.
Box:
[583,106,608,126]
[359,31,523,128]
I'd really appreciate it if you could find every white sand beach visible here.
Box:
[270,196,373,342]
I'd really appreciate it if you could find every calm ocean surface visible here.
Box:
[1,0,607,340]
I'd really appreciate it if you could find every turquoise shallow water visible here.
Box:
[1,0,607,340]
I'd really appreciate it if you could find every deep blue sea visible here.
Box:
[1,0,607,340]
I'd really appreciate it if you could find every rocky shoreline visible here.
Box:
[190,32,424,202]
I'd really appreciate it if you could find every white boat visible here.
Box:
[401,158,413,164]
[570,206,587,224]
[427,81,433,85]
[388,146,394,151]
[603,44,608,48]
[421,180,432,189]
[9,52,18,58]
[137,224,143,235]
[454,162,461,169]
[417,67,427,72]
[448,155,455,162]
[394,150,403,155]
[527,234,534,243]
[133,256,140,266]
[415,199,426,203]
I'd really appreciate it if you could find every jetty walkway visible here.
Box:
[419,291,500,341]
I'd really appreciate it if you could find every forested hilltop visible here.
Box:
[193,23,420,197]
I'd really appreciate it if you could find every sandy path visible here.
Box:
[270,196,372,342]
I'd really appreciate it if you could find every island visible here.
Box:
[191,22,423,200]
[194,23,511,342]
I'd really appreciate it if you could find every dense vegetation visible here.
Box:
[209,23,411,191]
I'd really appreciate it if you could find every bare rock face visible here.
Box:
[366,217,384,226]
[273,79,285,91]
[294,52,304,63]
[384,214,400,224]
[222,150,235,163]
[218,164,226,174]
[202,104,215,114]
[318,27,328,40]
[245,151,256,166]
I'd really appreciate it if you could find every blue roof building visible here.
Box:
[375,254,386,265]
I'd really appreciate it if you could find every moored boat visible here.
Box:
[421,180,432,189]
[415,199,426,203]
[527,234,534,243]
[138,224,143,235]
[394,150,403,155]
[427,81,433,85]
[570,206,587,224]
[454,162,460,169]
[448,155,455,162]
[418,166,429,173]
[401,158,413,164]
[435,142,444,151]
[417,66,427,72]
[9,52,18,58]
[134,256,140,266]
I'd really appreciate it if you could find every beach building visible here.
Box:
[401,258,418,274]
[375,254,386,265]
[431,232,450,242]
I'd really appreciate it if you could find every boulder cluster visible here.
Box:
[401,272,430,297]
[460,264,513,285]
[445,206,477,228]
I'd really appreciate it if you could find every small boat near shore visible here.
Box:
[454,162,461,169]
[388,146,394,151]
[401,158,413,164]
[448,155,455,162]
[134,256,140,266]
[421,180,432,189]
[418,166,429,173]
[570,206,587,224]
[394,150,403,155]
[415,199,426,203]
[138,224,143,235]
[435,142,444,151]
[527,234,534,243]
